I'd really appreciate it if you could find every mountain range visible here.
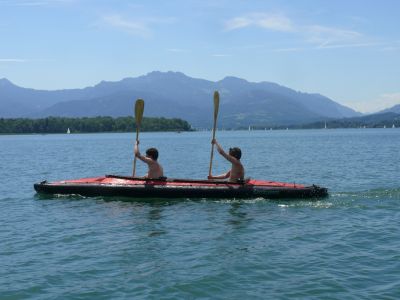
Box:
[1,71,395,128]
[295,112,400,129]
[380,104,400,114]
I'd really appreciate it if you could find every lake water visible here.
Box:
[1,129,399,299]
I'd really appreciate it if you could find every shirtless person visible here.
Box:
[208,139,245,182]
[134,141,164,179]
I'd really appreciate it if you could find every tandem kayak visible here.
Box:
[34,175,328,199]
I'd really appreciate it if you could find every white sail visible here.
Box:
[67,128,71,134]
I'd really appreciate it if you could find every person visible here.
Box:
[208,139,245,182]
[134,141,164,179]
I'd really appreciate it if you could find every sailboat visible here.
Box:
[393,124,396,128]
[324,121,327,129]
[67,128,71,134]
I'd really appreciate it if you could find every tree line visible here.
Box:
[0,116,192,134]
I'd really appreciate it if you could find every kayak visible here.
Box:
[34,175,328,199]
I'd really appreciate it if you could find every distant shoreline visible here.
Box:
[0,131,190,136]
[1,127,399,136]
[0,116,193,134]
[1,115,399,135]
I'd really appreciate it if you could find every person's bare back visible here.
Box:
[228,160,245,182]
[134,141,164,179]
[208,139,244,182]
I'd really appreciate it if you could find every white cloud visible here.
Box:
[348,93,400,113]
[225,13,293,32]
[0,0,75,6]
[381,41,400,51]
[316,42,378,49]
[381,46,400,51]
[305,25,363,48]
[349,15,368,24]
[225,12,373,49]
[272,42,376,52]
[166,48,188,53]
[212,54,232,57]
[0,58,26,62]
[273,47,304,52]
[101,14,175,38]
[102,15,151,37]
[13,1,48,6]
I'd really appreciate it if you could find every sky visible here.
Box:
[0,0,399,113]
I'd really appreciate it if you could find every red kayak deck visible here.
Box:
[52,175,306,189]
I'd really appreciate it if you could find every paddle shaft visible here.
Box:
[208,123,217,176]
[208,91,220,176]
[132,128,140,176]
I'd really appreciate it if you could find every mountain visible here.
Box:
[0,72,361,128]
[295,112,400,129]
[379,104,400,114]
[0,78,111,117]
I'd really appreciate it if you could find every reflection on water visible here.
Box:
[227,202,252,228]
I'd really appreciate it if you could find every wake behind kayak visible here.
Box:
[34,174,328,199]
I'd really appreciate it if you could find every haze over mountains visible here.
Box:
[0,71,388,128]
[380,104,400,114]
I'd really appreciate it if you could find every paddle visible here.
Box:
[208,91,220,177]
[133,99,145,176]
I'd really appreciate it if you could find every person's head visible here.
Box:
[229,147,241,160]
[146,148,159,160]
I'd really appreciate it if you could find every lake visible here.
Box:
[1,129,399,299]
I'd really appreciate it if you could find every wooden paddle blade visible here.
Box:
[135,99,145,126]
[209,91,220,176]
[213,91,220,120]
[133,99,144,177]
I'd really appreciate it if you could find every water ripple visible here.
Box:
[2,131,400,299]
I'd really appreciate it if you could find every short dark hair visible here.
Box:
[229,147,241,160]
[146,148,159,160]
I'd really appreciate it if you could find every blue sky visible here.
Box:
[0,0,399,113]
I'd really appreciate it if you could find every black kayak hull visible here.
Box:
[34,176,328,200]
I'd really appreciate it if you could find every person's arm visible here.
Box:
[135,141,153,164]
[212,139,240,165]
[134,140,140,157]
[208,171,230,180]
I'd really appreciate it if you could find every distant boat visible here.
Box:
[393,124,396,128]
[324,122,327,129]
[248,126,251,131]
[384,125,386,129]
[67,128,71,134]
